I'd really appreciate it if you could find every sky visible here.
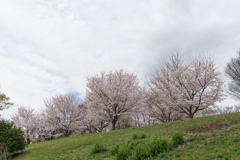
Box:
[0,0,240,119]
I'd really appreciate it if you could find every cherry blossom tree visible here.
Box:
[42,94,86,137]
[144,87,184,123]
[86,69,143,130]
[129,99,156,127]
[11,106,42,144]
[79,103,110,133]
[146,95,184,123]
[148,54,224,118]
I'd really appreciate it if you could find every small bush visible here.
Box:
[116,141,140,160]
[146,136,170,157]
[172,132,184,146]
[110,143,120,155]
[114,136,173,160]
[132,134,139,140]
[128,140,140,149]
[128,144,146,160]
[116,145,131,160]
[90,142,107,154]
[0,120,26,153]
[140,133,147,139]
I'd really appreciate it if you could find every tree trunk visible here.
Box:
[26,133,31,144]
[188,113,194,118]
[112,121,116,130]
[64,130,69,137]
[27,137,31,145]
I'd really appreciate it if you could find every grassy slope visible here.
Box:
[13,113,240,160]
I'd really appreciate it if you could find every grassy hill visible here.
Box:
[13,112,240,160]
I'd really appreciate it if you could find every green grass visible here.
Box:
[13,112,240,160]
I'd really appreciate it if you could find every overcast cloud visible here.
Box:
[0,0,240,119]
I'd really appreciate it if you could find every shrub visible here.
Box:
[132,134,139,140]
[90,142,107,154]
[114,136,174,160]
[128,144,146,160]
[146,136,170,157]
[116,144,131,160]
[140,133,147,139]
[116,140,140,160]
[128,140,140,150]
[0,120,25,153]
[172,132,184,146]
[110,143,120,155]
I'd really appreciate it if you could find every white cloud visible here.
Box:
[0,0,240,119]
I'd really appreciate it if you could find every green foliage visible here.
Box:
[145,136,170,157]
[128,140,140,150]
[132,133,146,140]
[172,132,185,146]
[0,120,26,153]
[128,144,146,160]
[114,135,171,160]
[132,133,139,140]
[116,144,131,160]
[116,140,140,160]
[110,143,120,155]
[140,133,147,139]
[90,142,107,154]
[0,92,13,111]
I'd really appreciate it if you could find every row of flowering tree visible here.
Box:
[12,95,86,144]
[11,53,225,143]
